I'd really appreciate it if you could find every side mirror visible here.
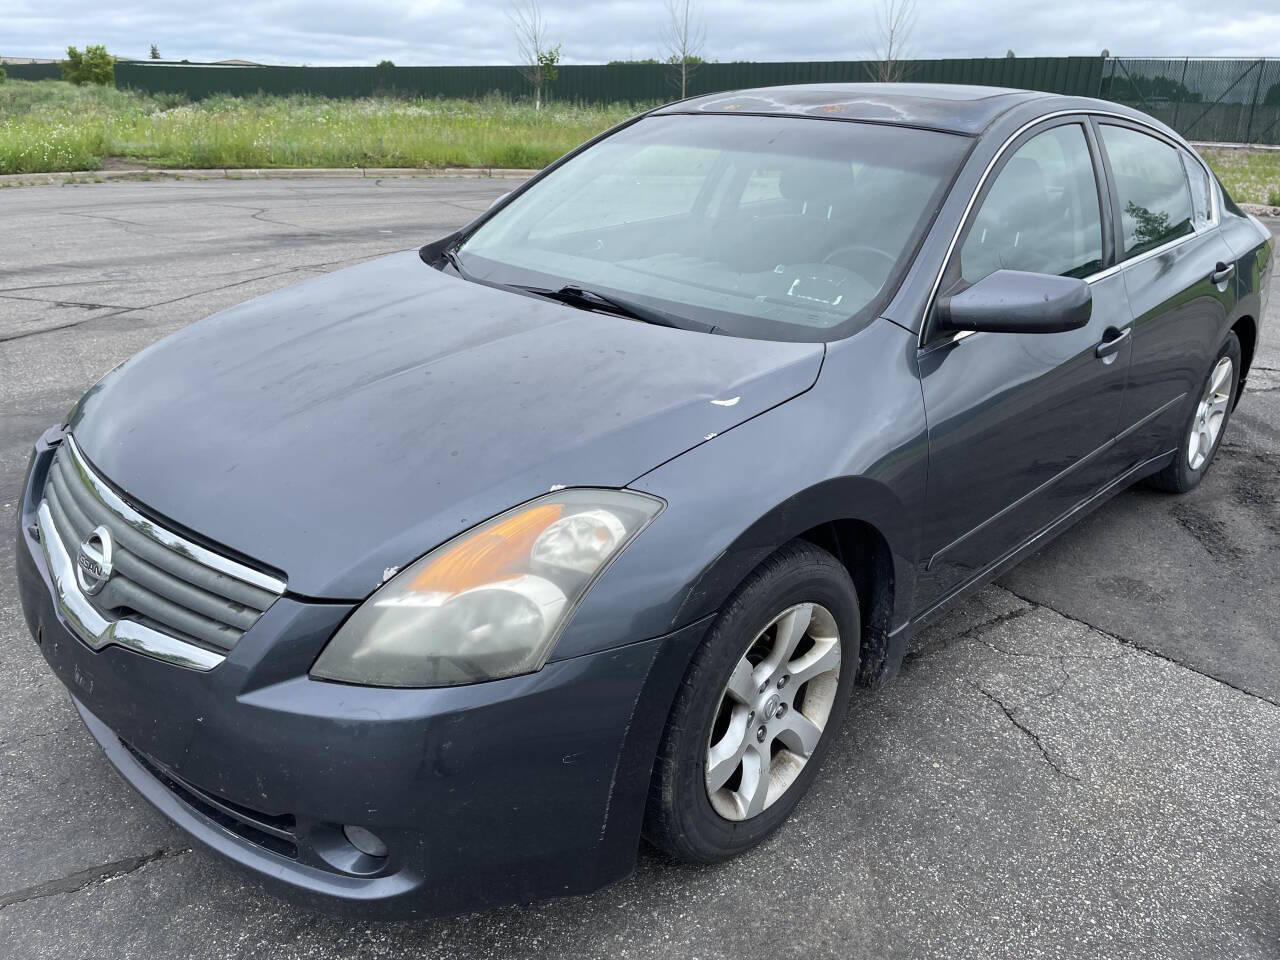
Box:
[489,192,511,209]
[936,269,1092,335]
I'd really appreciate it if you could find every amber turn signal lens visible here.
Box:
[409,503,564,595]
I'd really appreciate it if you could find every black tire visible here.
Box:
[644,540,860,863]
[1146,332,1241,494]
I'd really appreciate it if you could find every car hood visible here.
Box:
[69,251,823,599]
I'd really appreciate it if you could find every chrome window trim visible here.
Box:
[35,500,225,671]
[1080,228,1202,283]
[63,435,286,595]
[918,108,1221,350]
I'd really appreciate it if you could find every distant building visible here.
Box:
[0,56,59,64]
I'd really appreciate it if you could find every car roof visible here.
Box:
[652,83,1057,136]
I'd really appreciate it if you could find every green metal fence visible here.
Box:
[1,62,63,81]
[101,56,1280,146]
[1102,57,1280,145]
[114,56,1106,105]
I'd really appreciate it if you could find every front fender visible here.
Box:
[550,319,928,663]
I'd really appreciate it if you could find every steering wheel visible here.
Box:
[821,244,897,285]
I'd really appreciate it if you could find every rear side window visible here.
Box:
[1180,150,1212,230]
[1100,125,1194,257]
[959,123,1103,284]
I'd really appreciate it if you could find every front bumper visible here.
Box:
[16,431,710,917]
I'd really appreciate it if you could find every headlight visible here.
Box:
[310,489,663,688]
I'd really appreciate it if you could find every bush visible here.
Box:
[151,91,190,110]
[1269,188,1280,208]
[0,67,6,84]
[62,45,115,86]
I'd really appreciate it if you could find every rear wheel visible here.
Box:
[644,541,859,863]
[1147,332,1241,493]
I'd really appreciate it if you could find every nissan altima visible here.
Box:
[16,83,1273,917]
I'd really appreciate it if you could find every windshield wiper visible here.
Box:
[442,246,466,275]
[516,284,715,333]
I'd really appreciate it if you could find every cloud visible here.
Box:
[6,0,1278,65]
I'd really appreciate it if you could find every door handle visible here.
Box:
[1210,262,1235,285]
[1095,326,1131,359]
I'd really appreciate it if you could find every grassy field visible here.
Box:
[0,80,640,174]
[2,79,1279,206]
[1199,147,1280,208]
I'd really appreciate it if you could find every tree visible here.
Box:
[536,45,561,101]
[373,59,398,96]
[1126,201,1171,247]
[62,45,115,86]
[865,0,916,83]
[150,44,161,60]
[508,0,560,109]
[662,0,705,99]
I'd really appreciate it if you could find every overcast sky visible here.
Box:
[6,0,1279,65]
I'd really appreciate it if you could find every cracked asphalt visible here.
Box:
[1,179,1277,960]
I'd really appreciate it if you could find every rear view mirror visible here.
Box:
[936,269,1092,335]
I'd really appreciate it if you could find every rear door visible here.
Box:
[916,116,1133,605]
[1093,120,1240,465]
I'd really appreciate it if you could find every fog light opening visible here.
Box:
[342,824,388,859]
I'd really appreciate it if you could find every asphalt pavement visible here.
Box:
[0,178,1276,959]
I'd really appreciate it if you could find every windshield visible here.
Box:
[457,113,970,341]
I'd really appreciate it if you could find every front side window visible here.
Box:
[959,123,1103,285]
[1100,124,1195,257]
[457,114,970,341]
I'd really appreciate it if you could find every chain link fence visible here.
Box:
[1102,58,1280,145]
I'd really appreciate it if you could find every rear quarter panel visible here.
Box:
[1222,212,1274,325]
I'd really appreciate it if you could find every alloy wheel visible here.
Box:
[704,602,841,821]
[1188,356,1233,471]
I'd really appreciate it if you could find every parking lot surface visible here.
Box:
[1,178,1277,959]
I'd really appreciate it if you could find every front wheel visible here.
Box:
[644,541,859,863]
[1147,331,1241,494]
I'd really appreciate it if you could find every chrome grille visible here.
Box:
[38,437,285,663]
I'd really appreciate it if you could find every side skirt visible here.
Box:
[894,447,1176,644]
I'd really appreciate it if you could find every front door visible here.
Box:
[916,117,1132,607]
